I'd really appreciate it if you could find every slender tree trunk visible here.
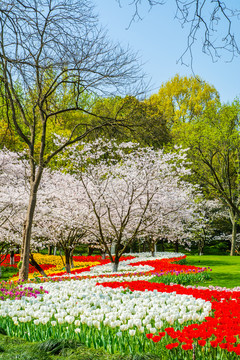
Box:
[150,237,155,256]
[230,216,238,256]
[10,250,15,265]
[88,247,94,256]
[174,239,179,253]
[161,239,165,252]
[53,246,57,255]
[198,238,205,256]
[48,246,53,255]
[65,251,71,273]
[19,183,39,281]
[20,220,27,262]
[229,209,238,256]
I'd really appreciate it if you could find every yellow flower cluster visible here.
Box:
[10,253,100,281]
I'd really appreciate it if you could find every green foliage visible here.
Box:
[150,271,211,285]
[88,96,171,148]
[37,339,80,355]
[0,328,7,336]
[147,74,220,128]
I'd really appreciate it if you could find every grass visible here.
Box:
[186,255,240,288]
[0,334,160,360]
[0,266,18,281]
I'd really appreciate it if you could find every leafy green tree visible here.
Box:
[88,95,171,148]
[172,101,240,255]
[147,75,220,129]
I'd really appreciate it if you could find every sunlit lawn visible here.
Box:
[186,255,240,288]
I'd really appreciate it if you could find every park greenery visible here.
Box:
[1,0,240,359]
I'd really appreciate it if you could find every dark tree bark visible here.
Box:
[29,254,48,278]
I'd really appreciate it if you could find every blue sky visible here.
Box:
[94,0,240,103]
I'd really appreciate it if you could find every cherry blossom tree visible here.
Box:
[57,138,200,270]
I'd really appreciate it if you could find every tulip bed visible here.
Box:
[1,252,240,359]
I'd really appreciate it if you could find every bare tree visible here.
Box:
[0,0,145,280]
[118,0,240,64]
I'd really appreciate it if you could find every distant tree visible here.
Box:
[147,75,220,129]
[0,0,145,280]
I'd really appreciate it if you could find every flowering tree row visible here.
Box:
[0,140,219,276]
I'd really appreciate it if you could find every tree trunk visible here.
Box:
[53,246,57,255]
[112,258,119,272]
[65,251,71,273]
[230,216,238,256]
[174,239,179,253]
[88,247,94,256]
[29,254,48,277]
[48,246,53,255]
[111,243,116,255]
[198,238,205,256]
[19,183,39,281]
[150,238,155,257]
[112,261,119,272]
[10,251,15,265]
[70,253,74,268]
[161,239,165,252]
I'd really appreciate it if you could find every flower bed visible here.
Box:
[2,252,239,358]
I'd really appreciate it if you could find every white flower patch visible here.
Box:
[87,263,154,276]
[128,252,185,259]
[0,278,211,332]
[48,252,184,278]
[72,252,184,277]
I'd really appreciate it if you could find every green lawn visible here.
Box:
[186,255,240,288]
